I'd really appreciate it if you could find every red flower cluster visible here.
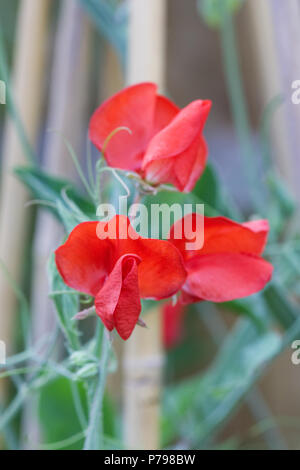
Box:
[55,216,186,340]
[55,83,273,341]
[55,215,272,341]
[89,82,211,192]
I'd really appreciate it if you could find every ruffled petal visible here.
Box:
[151,95,179,138]
[143,100,211,190]
[202,217,270,256]
[89,83,158,171]
[55,222,113,297]
[174,135,208,192]
[113,256,141,340]
[183,253,273,303]
[117,236,187,300]
[95,254,141,339]
[241,219,270,254]
[169,215,270,260]
[144,133,208,192]
[181,290,203,305]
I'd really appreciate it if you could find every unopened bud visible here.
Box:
[75,363,98,379]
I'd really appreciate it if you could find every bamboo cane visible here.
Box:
[102,44,125,406]
[123,0,167,450]
[127,0,166,89]
[270,0,300,203]
[22,1,92,449]
[102,44,124,99]
[30,1,92,349]
[0,0,51,402]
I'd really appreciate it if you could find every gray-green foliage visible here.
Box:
[198,0,245,27]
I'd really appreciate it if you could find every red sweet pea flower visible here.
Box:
[55,215,187,340]
[89,82,211,192]
[168,215,273,303]
[163,302,186,350]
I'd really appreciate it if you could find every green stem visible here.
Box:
[219,3,261,212]
[94,320,105,357]
[84,329,111,450]
[0,385,28,431]
[70,381,88,431]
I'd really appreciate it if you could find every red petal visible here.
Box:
[143,100,211,190]
[169,215,270,261]
[55,222,113,297]
[202,217,270,256]
[113,256,141,340]
[151,95,179,138]
[242,219,270,254]
[118,236,187,300]
[163,302,186,349]
[183,253,273,303]
[89,83,158,171]
[174,135,208,192]
[95,254,141,339]
[144,134,208,192]
[181,290,203,305]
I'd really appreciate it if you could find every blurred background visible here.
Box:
[1,0,300,450]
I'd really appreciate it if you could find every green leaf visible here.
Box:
[219,298,266,331]
[79,0,127,65]
[163,317,281,447]
[192,164,219,208]
[267,173,296,220]
[263,282,300,330]
[15,166,96,226]
[198,0,245,27]
[192,163,240,218]
[39,377,116,450]
[39,378,87,450]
